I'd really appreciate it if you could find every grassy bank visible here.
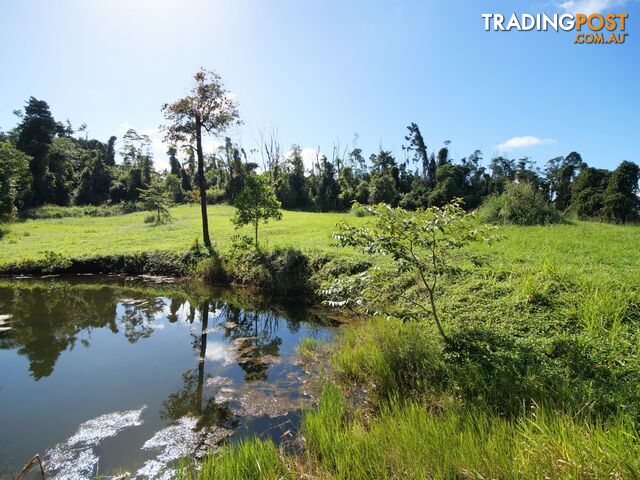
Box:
[187,386,639,479]
[327,219,640,419]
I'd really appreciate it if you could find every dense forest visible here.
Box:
[1,95,638,224]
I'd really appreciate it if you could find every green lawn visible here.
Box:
[2,206,639,280]
[467,220,640,284]
[0,205,363,265]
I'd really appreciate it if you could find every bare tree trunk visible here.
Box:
[196,301,209,414]
[195,115,211,248]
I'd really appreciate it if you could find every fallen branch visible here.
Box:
[16,454,46,480]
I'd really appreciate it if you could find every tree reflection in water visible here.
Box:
[223,307,283,381]
[0,280,309,388]
[160,300,237,437]
[0,282,166,380]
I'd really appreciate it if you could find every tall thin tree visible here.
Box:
[161,68,241,248]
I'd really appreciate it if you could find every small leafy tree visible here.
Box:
[231,175,282,249]
[332,200,497,340]
[139,180,172,225]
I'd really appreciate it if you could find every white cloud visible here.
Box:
[558,0,629,15]
[204,340,232,363]
[494,136,556,152]
[280,147,325,173]
[301,147,323,171]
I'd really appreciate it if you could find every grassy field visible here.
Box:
[0,204,362,265]
[2,204,638,270]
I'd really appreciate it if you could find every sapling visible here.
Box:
[231,175,282,249]
[139,180,172,225]
[332,199,497,340]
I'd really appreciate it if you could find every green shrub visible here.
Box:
[41,251,72,273]
[226,247,313,295]
[206,188,227,205]
[479,182,562,225]
[229,234,254,257]
[350,204,371,217]
[20,203,146,219]
[195,254,228,284]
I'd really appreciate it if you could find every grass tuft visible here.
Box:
[182,437,288,480]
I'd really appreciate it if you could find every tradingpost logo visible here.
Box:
[482,12,629,44]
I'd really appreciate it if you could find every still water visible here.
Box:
[0,276,335,479]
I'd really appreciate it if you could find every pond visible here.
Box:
[0,276,336,479]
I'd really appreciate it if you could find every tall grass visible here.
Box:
[297,336,323,363]
[333,315,640,421]
[300,386,640,479]
[184,385,639,479]
[183,437,288,480]
[332,317,449,400]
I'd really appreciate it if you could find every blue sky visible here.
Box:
[1,0,638,171]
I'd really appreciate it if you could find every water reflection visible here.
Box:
[0,277,335,479]
[0,283,170,380]
[161,300,238,434]
[0,280,325,382]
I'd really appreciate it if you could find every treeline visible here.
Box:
[0,97,162,222]
[1,97,638,224]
